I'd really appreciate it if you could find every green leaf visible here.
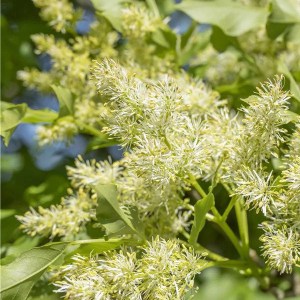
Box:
[0,243,66,296]
[22,108,57,123]
[0,103,27,131]
[270,0,300,23]
[189,193,215,246]
[73,238,126,254]
[177,26,211,65]
[0,255,17,266]
[154,0,176,16]
[0,102,58,146]
[95,184,144,238]
[210,26,239,52]
[90,0,124,31]
[1,274,41,300]
[65,238,129,260]
[281,110,300,123]
[286,23,300,42]
[86,135,118,151]
[27,292,59,300]
[51,85,74,117]
[151,28,176,49]
[267,1,300,43]
[277,61,300,102]
[145,0,160,17]
[266,21,289,40]
[0,209,16,220]
[0,103,27,146]
[176,0,269,36]
[6,236,40,258]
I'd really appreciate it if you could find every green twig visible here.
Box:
[75,121,104,137]
[222,195,238,221]
[189,177,244,258]
[235,198,249,255]
[209,214,245,259]
[222,181,249,256]
[189,174,207,198]
[204,259,249,271]
[181,230,227,262]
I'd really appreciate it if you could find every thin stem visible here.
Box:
[219,221,244,258]
[211,206,222,219]
[222,182,234,194]
[208,214,245,259]
[145,0,160,17]
[75,121,104,137]
[222,195,238,221]
[194,244,227,262]
[188,179,267,287]
[235,197,249,255]
[211,157,224,189]
[222,181,250,257]
[181,230,227,262]
[189,174,207,198]
[189,177,244,259]
[221,182,237,220]
[204,259,249,271]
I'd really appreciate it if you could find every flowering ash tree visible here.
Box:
[1,0,300,299]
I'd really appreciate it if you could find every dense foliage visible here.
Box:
[1,0,300,299]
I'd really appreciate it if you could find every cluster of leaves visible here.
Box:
[1,0,300,299]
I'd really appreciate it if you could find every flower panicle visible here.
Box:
[53,237,205,299]
[32,0,81,33]
[121,3,163,40]
[16,188,97,239]
[260,223,300,274]
[37,118,78,146]
[67,155,120,189]
[236,75,290,168]
[233,167,277,216]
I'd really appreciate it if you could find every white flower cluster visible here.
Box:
[67,155,185,237]
[16,188,97,239]
[53,237,204,300]
[258,130,300,273]
[92,60,300,273]
[261,123,300,274]
[93,59,221,188]
[66,155,120,188]
[16,151,185,238]
[36,117,78,146]
[18,50,300,275]
[234,168,275,216]
[32,0,81,33]
[121,4,162,40]
[229,82,300,273]
[260,224,300,274]
[234,76,290,170]
[17,14,118,145]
